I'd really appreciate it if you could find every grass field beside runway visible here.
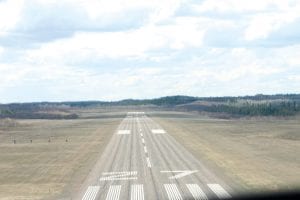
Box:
[153,113,300,193]
[0,117,121,200]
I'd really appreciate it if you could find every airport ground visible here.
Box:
[0,109,299,199]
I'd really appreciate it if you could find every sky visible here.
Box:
[0,0,300,103]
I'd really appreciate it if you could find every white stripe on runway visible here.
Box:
[207,184,231,199]
[144,146,148,153]
[146,157,151,168]
[140,133,143,137]
[164,184,182,200]
[106,185,121,200]
[186,184,208,200]
[82,186,100,200]
[142,138,145,144]
[151,129,166,134]
[131,184,144,200]
[117,130,131,135]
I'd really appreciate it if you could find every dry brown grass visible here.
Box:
[0,117,121,200]
[154,113,300,193]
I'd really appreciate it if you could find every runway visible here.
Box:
[77,112,232,200]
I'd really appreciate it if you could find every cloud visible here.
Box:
[1,44,298,102]
[0,0,300,102]
[244,11,300,41]
[256,18,300,46]
[193,0,292,15]
[0,0,23,37]
[0,0,154,48]
[0,46,3,54]
[21,17,206,66]
[176,0,300,47]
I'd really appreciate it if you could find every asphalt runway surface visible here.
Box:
[77,112,233,200]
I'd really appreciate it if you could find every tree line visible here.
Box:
[1,94,300,118]
[203,101,300,116]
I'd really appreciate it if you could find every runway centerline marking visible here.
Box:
[82,186,100,200]
[144,146,148,153]
[100,171,137,181]
[207,184,231,199]
[142,138,145,144]
[161,170,198,179]
[106,185,121,200]
[146,157,152,168]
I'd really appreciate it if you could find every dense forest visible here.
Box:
[0,103,78,119]
[0,94,300,118]
[179,100,300,117]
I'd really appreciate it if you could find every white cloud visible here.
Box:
[288,75,300,81]
[23,17,206,64]
[24,29,164,62]
[192,0,300,43]
[273,45,300,66]
[0,46,4,54]
[244,12,300,41]
[0,0,23,36]
[79,0,181,20]
[195,0,294,14]
[1,0,300,102]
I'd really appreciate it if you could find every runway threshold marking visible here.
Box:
[100,171,138,181]
[164,184,183,200]
[131,184,144,200]
[186,184,208,200]
[117,130,131,135]
[146,157,152,168]
[161,170,198,179]
[82,183,228,200]
[82,186,100,200]
[207,184,231,199]
[106,185,121,200]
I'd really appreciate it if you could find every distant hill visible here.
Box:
[1,94,300,118]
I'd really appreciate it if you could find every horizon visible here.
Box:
[1,0,300,103]
[1,93,299,104]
